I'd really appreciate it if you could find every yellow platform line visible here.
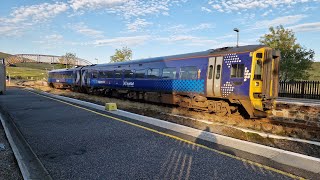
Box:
[26,90,304,180]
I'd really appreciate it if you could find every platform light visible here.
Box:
[233,28,239,47]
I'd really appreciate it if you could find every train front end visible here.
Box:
[249,47,280,116]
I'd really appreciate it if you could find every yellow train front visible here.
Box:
[205,45,280,118]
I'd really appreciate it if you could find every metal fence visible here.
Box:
[279,81,320,99]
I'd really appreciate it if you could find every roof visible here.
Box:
[48,68,74,73]
[92,45,265,68]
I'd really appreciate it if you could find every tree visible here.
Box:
[59,53,77,68]
[259,25,314,81]
[110,47,132,63]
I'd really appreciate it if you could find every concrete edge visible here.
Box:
[0,106,52,180]
[25,88,320,176]
[276,99,320,107]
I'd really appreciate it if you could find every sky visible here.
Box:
[0,0,320,64]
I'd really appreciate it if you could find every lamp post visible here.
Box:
[233,28,239,47]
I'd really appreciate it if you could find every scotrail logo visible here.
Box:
[123,81,134,87]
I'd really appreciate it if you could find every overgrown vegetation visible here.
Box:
[308,62,320,81]
[6,63,65,80]
[0,52,12,59]
[260,25,314,81]
[110,46,132,63]
[59,52,77,68]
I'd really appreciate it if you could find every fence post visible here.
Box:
[0,58,6,94]
[301,81,305,99]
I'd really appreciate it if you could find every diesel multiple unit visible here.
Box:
[48,45,280,118]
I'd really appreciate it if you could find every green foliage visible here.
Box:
[6,63,63,80]
[59,52,77,68]
[0,52,11,59]
[110,47,132,63]
[259,25,314,81]
[308,62,320,81]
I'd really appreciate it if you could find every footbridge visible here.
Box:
[5,54,92,66]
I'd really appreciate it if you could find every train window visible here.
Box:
[256,53,263,58]
[124,70,135,78]
[147,69,160,79]
[180,66,198,79]
[216,65,221,79]
[92,71,98,78]
[98,71,110,78]
[254,60,262,80]
[135,69,145,79]
[98,71,105,78]
[208,65,213,79]
[231,64,244,78]
[162,67,176,79]
[114,70,122,78]
[107,71,113,78]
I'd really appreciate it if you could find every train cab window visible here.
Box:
[124,70,135,78]
[231,64,244,78]
[147,69,160,79]
[180,66,198,79]
[208,65,213,79]
[162,67,177,79]
[135,69,145,79]
[114,70,122,78]
[254,60,262,80]
[216,65,221,79]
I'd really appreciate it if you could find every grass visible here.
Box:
[308,62,320,81]
[0,52,12,59]
[6,63,67,80]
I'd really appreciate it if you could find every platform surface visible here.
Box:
[0,88,294,179]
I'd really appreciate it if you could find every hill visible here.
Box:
[6,63,66,80]
[0,52,12,59]
[308,62,320,81]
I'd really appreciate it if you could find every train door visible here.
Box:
[81,69,87,87]
[206,57,216,96]
[207,57,223,97]
[213,57,223,97]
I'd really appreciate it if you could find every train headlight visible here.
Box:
[255,82,260,86]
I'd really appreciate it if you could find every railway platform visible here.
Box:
[277,97,320,106]
[0,87,319,179]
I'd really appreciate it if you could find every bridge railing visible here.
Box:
[279,80,320,99]
[5,54,92,66]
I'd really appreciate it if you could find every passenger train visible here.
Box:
[48,45,280,118]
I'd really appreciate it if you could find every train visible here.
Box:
[48,45,280,118]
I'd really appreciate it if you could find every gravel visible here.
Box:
[0,123,23,180]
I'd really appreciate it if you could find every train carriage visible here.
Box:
[48,69,74,89]
[48,45,280,118]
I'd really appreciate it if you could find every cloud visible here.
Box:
[157,35,217,46]
[288,22,320,32]
[127,18,153,32]
[167,23,214,34]
[206,0,319,13]
[69,0,125,11]
[69,0,188,19]
[251,15,307,29]
[92,35,151,47]
[4,2,68,24]
[201,7,212,13]
[45,34,64,41]
[0,2,68,36]
[69,23,104,38]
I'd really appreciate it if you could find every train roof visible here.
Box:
[49,68,74,73]
[91,45,265,68]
